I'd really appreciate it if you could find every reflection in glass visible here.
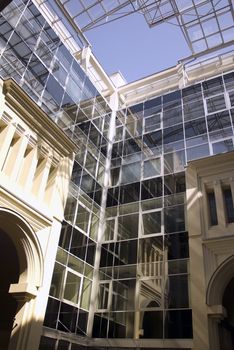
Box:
[141,211,161,235]
[118,214,139,239]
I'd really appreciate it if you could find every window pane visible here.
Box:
[143,158,161,178]
[118,214,139,240]
[49,262,65,298]
[142,211,161,235]
[207,191,218,226]
[64,272,81,304]
[206,94,226,113]
[223,188,234,223]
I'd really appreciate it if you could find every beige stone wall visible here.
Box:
[0,78,76,350]
[186,152,234,350]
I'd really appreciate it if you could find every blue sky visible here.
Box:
[86,12,191,83]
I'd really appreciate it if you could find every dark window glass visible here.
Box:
[142,211,161,235]
[112,142,123,158]
[141,178,163,200]
[70,228,87,260]
[141,311,163,338]
[100,244,115,267]
[165,309,193,338]
[44,297,60,329]
[229,91,234,107]
[207,191,218,226]
[223,188,234,223]
[163,106,182,127]
[77,311,88,335]
[224,72,234,91]
[182,83,202,101]
[106,188,119,207]
[86,238,96,265]
[39,336,56,350]
[114,240,137,265]
[108,317,126,338]
[119,182,140,204]
[126,102,144,118]
[231,108,234,124]
[166,232,189,260]
[164,173,186,195]
[167,275,189,308]
[45,74,64,106]
[163,124,184,145]
[163,90,181,108]
[144,96,161,116]
[80,171,96,193]
[58,302,78,333]
[183,100,204,121]
[118,214,139,239]
[207,111,231,133]
[164,205,185,233]
[206,94,226,113]
[89,124,103,147]
[71,344,87,350]
[57,340,70,350]
[71,161,82,186]
[185,117,207,138]
[143,130,162,149]
[59,223,72,250]
[123,138,141,156]
[202,76,224,97]
[92,314,108,337]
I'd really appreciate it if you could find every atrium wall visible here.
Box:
[0,1,234,350]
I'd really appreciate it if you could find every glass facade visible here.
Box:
[1,1,234,348]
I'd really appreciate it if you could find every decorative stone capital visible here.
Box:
[9,283,38,302]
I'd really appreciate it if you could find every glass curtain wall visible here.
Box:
[94,71,234,339]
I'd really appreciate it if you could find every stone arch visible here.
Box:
[206,255,234,350]
[206,255,234,306]
[0,207,44,294]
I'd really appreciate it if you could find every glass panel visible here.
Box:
[206,94,226,113]
[144,113,161,132]
[164,205,185,233]
[141,211,161,235]
[63,271,81,304]
[120,162,141,184]
[212,139,233,154]
[186,143,210,161]
[80,278,92,310]
[98,283,109,309]
[117,214,139,240]
[75,205,90,233]
[140,311,163,338]
[111,280,136,311]
[68,255,84,274]
[207,191,218,226]
[164,309,192,338]
[167,275,190,308]
[143,158,161,178]
[49,262,65,298]
[207,111,231,132]
[223,188,234,223]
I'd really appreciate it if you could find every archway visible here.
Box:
[0,207,44,350]
[207,255,234,350]
[219,278,234,350]
[0,229,20,349]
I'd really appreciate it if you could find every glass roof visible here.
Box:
[47,0,234,57]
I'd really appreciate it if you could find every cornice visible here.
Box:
[2,79,78,157]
